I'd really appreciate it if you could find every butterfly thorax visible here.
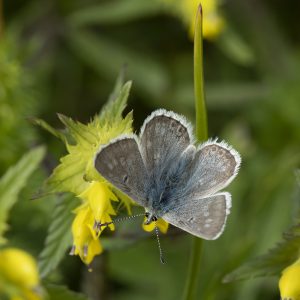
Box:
[145,180,166,214]
[145,150,194,218]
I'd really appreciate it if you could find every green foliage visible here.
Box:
[224,175,300,282]
[218,27,255,66]
[32,74,133,198]
[0,146,45,244]
[44,80,133,195]
[98,77,132,126]
[38,194,79,278]
[36,74,135,278]
[0,38,39,173]
[3,1,300,299]
[224,219,300,282]
[45,284,89,300]
[30,118,66,143]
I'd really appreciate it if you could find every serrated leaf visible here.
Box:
[29,117,67,143]
[223,220,300,283]
[107,67,126,102]
[0,146,45,244]
[39,194,80,278]
[45,80,133,195]
[46,153,90,195]
[57,114,97,148]
[45,284,89,300]
[97,80,132,126]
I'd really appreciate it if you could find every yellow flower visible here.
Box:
[38,81,135,265]
[79,181,118,230]
[185,0,225,39]
[279,258,300,300]
[0,248,42,300]
[71,205,103,265]
[161,0,225,39]
[143,218,169,234]
[70,181,122,264]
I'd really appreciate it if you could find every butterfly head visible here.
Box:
[144,212,158,225]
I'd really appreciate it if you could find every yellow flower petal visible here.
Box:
[0,248,43,300]
[142,218,169,234]
[83,238,103,265]
[71,206,103,264]
[279,258,300,300]
[78,181,118,232]
[79,181,118,222]
[0,248,40,289]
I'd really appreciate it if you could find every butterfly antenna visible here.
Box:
[155,221,166,264]
[95,213,145,231]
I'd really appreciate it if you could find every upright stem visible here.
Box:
[182,5,208,300]
[194,5,207,142]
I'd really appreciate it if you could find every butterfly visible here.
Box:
[94,109,241,240]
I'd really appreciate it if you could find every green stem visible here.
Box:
[183,5,207,300]
[183,237,203,300]
[194,6,207,142]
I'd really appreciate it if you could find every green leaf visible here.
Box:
[46,153,89,195]
[57,114,97,147]
[0,146,46,244]
[97,81,132,126]
[107,67,126,102]
[45,284,89,300]
[29,117,67,143]
[45,78,133,195]
[218,26,255,66]
[39,194,80,278]
[67,0,162,27]
[223,219,300,282]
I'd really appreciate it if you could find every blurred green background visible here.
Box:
[1,0,300,299]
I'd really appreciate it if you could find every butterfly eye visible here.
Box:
[145,212,150,218]
[123,175,128,183]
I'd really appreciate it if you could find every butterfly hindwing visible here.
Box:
[162,192,232,240]
[180,141,241,200]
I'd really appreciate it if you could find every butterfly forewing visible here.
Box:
[162,192,231,240]
[140,110,193,178]
[94,135,148,207]
[179,141,241,200]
